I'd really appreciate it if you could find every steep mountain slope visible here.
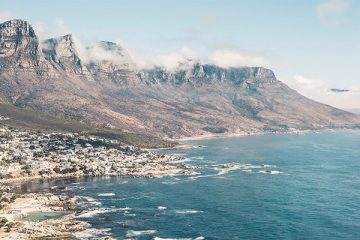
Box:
[0,19,359,138]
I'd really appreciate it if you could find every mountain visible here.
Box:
[0,19,359,138]
[347,109,360,115]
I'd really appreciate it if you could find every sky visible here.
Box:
[0,0,359,110]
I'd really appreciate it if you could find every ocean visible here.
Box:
[19,130,360,239]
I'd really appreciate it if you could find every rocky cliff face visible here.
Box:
[0,20,40,67]
[0,19,359,137]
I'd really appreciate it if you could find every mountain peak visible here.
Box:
[0,19,40,67]
[42,34,85,73]
[0,19,34,32]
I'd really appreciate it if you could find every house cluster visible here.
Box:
[0,125,196,179]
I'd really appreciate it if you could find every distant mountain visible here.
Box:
[0,19,359,138]
[346,109,360,115]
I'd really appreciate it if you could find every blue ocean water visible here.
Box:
[20,130,360,239]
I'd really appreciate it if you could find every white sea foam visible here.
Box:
[126,229,157,237]
[82,196,97,202]
[158,206,167,210]
[98,193,116,197]
[175,209,204,214]
[171,158,193,163]
[214,163,276,176]
[262,164,276,168]
[124,213,137,217]
[258,170,283,175]
[77,196,101,206]
[72,228,111,239]
[119,207,132,211]
[75,208,117,218]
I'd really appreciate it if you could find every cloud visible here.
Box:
[31,18,275,71]
[85,42,134,67]
[315,0,351,21]
[283,75,360,109]
[0,11,12,22]
[32,22,48,40]
[51,18,90,63]
[128,47,276,71]
[129,47,199,70]
[207,48,273,68]
[55,17,71,35]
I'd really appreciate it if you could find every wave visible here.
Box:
[158,206,167,210]
[126,229,157,237]
[119,207,132,211]
[171,158,193,163]
[76,196,101,206]
[258,170,283,175]
[175,209,204,214]
[214,163,278,176]
[98,193,116,197]
[72,228,111,239]
[75,208,117,218]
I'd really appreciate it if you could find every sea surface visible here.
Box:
[19,130,360,240]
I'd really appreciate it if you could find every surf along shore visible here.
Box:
[0,162,198,240]
[0,126,200,239]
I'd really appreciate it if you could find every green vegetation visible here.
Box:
[0,103,176,148]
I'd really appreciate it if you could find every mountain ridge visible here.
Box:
[0,19,359,138]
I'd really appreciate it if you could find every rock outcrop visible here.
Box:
[0,19,359,137]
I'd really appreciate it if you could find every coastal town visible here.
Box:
[0,124,197,181]
[0,116,200,239]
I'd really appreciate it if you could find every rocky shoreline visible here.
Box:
[0,157,198,240]
[0,122,202,239]
[0,161,198,240]
[0,192,91,239]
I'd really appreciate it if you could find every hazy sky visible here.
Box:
[1,0,359,109]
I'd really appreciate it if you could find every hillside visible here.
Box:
[0,19,359,138]
[0,103,174,148]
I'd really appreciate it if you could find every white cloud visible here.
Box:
[86,42,133,67]
[32,22,47,40]
[55,17,71,36]
[51,18,90,63]
[316,0,351,20]
[129,47,199,70]
[283,75,360,109]
[152,47,199,70]
[207,48,272,68]
[0,11,12,22]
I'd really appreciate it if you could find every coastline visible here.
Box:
[0,155,199,240]
[173,129,297,142]
[0,192,91,239]
[1,128,357,239]
[172,127,358,142]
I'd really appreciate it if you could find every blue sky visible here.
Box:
[1,0,359,109]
